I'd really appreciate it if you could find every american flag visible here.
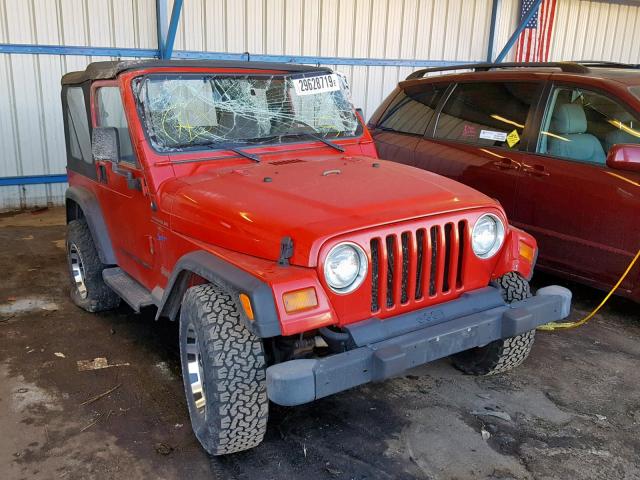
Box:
[515,0,558,62]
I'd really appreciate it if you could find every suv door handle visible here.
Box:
[522,164,550,177]
[96,161,108,184]
[492,159,519,170]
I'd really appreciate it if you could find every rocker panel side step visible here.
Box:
[102,267,154,312]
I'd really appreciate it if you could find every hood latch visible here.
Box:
[278,236,294,266]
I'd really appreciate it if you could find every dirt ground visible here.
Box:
[1,207,639,480]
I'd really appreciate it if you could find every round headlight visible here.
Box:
[324,243,368,294]
[472,214,505,259]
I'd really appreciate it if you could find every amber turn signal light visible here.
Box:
[519,241,535,263]
[239,293,254,321]
[282,287,318,313]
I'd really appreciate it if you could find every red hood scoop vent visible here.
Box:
[269,159,306,166]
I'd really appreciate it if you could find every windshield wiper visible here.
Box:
[246,131,345,152]
[286,119,345,152]
[228,146,260,162]
[203,143,260,162]
[263,117,346,152]
[295,132,345,152]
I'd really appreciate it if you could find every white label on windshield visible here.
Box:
[479,130,507,142]
[292,74,340,96]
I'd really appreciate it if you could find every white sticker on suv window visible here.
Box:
[292,74,340,96]
[479,130,508,142]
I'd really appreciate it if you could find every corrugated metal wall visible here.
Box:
[1,0,640,210]
[550,0,640,62]
[0,0,156,210]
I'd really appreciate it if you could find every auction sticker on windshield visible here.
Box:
[479,130,508,142]
[292,74,340,96]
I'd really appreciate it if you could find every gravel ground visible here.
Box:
[1,207,639,480]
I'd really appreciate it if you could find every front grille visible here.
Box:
[370,220,467,313]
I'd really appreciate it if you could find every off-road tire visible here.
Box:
[452,272,536,376]
[179,284,268,455]
[66,219,120,312]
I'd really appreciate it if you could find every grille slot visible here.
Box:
[456,221,466,288]
[385,236,395,308]
[429,226,438,296]
[415,229,425,300]
[443,224,453,293]
[370,239,380,312]
[400,233,410,304]
[370,220,467,313]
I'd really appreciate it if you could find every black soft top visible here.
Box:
[61,59,332,85]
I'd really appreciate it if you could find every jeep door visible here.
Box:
[412,81,543,218]
[368,83,448,168]
[514,82,640,295]
[90,81,157,289]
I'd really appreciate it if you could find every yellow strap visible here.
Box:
[537,247,640,331]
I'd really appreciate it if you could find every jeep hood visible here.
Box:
[165,155,497,267]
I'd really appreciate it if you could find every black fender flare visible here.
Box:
[156,250,282,338]
[65,186,117,265]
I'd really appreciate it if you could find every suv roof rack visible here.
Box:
[405,61,590,80]
[573,60,640,69]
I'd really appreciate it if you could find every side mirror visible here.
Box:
[355,107,365,120]
[92,127,120,163]
[606,144,640,172]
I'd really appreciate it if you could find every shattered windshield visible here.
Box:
[134,73,360,151]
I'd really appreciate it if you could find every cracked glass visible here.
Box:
[134,73,360,152]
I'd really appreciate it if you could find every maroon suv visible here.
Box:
[369,62,640,302]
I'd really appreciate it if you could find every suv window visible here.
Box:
[66,87,92,165]
[96,87,136,164]
[377,85,446,136]
[538,86,640,165]
[434,82,538,150]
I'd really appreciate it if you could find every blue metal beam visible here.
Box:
[156,0,168,58]
[0,43,476,68]
[0,44,158,57]
[162,0,183,59]
[494,0,543,63]
[0,174,68,187]
[486,0,499,62]
[172,50,474,67]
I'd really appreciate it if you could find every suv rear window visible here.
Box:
[377,85,446,136]
[434,82,539,150]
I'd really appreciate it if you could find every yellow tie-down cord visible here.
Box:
[538,248,640,331]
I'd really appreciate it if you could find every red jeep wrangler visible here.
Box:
[61,60,571,455]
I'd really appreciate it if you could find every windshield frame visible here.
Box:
[131,72,364,155]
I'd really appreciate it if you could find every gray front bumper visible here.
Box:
[267,286,571,406]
